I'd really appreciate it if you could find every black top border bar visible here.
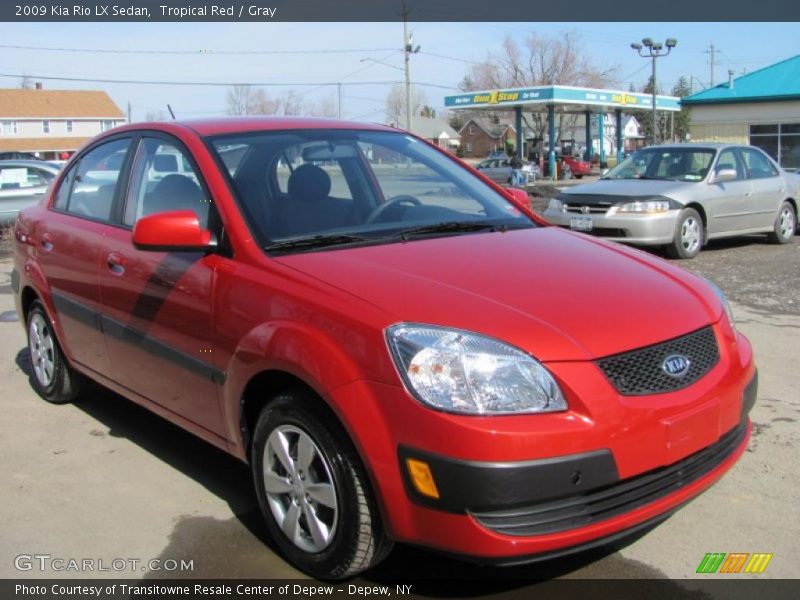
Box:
[2,0,799,22]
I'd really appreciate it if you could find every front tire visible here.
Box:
[252,390,392,579]
[667,208,704,259]
[767,201,796,244]
[26,301,85,404]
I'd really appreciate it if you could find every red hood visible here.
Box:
[276,227,722,361]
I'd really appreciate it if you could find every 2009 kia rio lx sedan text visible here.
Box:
[12,118,756,579]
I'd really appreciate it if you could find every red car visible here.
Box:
[12,118,755,579]
[560,155,594,178]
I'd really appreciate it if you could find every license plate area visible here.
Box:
[570,215,593,231]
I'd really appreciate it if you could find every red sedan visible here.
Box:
[12,118,755,579]
[560,155,594,178]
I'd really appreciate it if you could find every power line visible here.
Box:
[0,71,407,87]
[0,43,397,56]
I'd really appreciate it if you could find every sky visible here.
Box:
[1,22,798,123]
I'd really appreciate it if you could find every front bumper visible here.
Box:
[328,324,755,561]
[543,207,680,245]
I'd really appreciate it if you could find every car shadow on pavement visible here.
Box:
[16,346,689,588]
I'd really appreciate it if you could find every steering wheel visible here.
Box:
[365,195,421,224]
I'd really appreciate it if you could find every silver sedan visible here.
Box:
[543,143,799,258]
[0,160,61,225]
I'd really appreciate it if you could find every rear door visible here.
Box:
[99,134,225,436]
[37,137,133,373]
[708,148,753,234]
[739,147,784,229]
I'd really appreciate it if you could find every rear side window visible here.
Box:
[741,148,779,179]
[61,138,131,221]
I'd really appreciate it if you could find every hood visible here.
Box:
[277,227,721,362]
[560,178,697,203]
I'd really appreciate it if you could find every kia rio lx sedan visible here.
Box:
[544,144,798,259]
[12,118,756,579]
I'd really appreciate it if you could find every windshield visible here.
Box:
[604,147,716,182]
[208,129,533,252]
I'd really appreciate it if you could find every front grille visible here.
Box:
[596,326,719,396]
[472,421,746,536]
[592,228,628,238]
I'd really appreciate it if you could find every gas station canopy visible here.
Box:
[445,84,681,113]
[444,85,681,179]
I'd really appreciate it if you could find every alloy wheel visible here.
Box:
[681,216,701,253]
[28,312,55,388]
[263,425,338,553]
[779,206,795,240]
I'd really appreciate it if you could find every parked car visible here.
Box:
[0,151,42,161]
[544,143,799,258]
[560,155,593,178]
[0,160,60,224]
[13,119,756,579]
[476,156,540,184]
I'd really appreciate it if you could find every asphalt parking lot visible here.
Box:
[0,235,798,588]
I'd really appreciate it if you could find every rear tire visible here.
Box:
[666,208,704,260]
[26,301,85,404]
[766,201,796,244]
[251,390,393,579]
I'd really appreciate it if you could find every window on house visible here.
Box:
[749,123,800,169]
[42,120,50,134]
[468,125,474,135]
[66,120,74,134]
[466,143,473,153]
[1,121,19,135]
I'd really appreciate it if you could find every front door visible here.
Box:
[708,148,753,235]
[99,135,225,436]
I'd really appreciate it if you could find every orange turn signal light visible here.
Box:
[405,458,440,499]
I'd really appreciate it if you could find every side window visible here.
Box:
[0,166,52,189]
[123,138,210,228]
[741,148,779,179]
[66,138,131,221]
[715,150,744,180]
[53,165,76,210]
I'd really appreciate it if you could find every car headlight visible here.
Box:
[386,324,567,415]
[703,278,735,330]
[616,198,673,213]
[547,198,564,212]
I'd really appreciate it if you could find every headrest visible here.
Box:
[287,164,331,203]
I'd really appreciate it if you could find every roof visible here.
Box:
[0,137,92,153]
[683,55,800,105]
[460,117,514,139]
[173,116,398,137]
[410,117,459,140]
[0,89,125,118]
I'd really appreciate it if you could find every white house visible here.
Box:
[409,117,460,151]
[0,86,126,160]
[560,114,643,158]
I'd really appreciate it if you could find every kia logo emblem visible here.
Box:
[662,354,691,378]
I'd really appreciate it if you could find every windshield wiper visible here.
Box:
[266,233,372,252]
[390,221,509,241]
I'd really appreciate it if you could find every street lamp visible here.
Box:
[631,37,677,145]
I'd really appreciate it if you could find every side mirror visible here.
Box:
[710,168,737,184]
[506,187,532,213]
[132,210,216,252]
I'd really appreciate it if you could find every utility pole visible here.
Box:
[127,101,131,124]
[337,83,342,119]
[401,3,419,132]
[704,44,721,86]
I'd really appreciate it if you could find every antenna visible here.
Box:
[167,104,176,120]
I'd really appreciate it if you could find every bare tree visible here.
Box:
[225,85,280,116]
[279,90,305,116]
[309,94,338,118]
[19,74,33,89]
[384,84,427,126]
[144,110,168,122]
[461,33,618,142]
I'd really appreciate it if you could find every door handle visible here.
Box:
[744,192,752,197]
[41,233,53,252]
[106,252,125,276]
